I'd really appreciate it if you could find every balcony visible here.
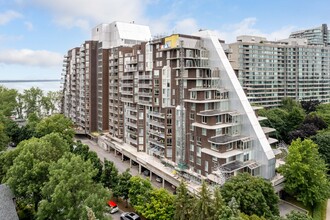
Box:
[124,67,137,72]
[149,138,165,148]
[122,75,134,80]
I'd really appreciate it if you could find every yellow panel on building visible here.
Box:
[164,34,179,49]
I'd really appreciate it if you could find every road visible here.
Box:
[77,137,165,220]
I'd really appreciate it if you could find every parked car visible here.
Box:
[120,212,141,220]
[155,176,162,183]
[107,200,119,214]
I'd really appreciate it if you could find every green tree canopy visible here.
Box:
[0,86,18,116]
[285,211,312,220]
[259,108,289,140]
[101,159,119,190]
[316,103,330,125]
[278,139,330,207]
[4,133,70,210]
[136,188,175,220]
[22,87,43,116]
[194,181,214,220]
[113,169,131,206]
[221,172,279,218]
[174,180,195,220]
[312,131,330,166]
[35,114,74,143]
[128,176,152,208]
[37,153,110,220]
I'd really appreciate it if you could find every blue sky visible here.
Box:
[0,0,329,80]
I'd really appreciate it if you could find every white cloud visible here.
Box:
[30,0,148,30]
[0,49,63,67]
[216,17,297,43]
[173,18,199,35]
[24,21,34,31]
[0,10,23,25]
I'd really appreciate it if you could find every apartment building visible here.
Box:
[62,23,277,185]
[290,24,330,46]
[107,32,276,182]
[228,35,330,107]
[62,22,151,134]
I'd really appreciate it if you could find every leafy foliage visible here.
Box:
[0,86,18,116]
[4,133,70,210]
[101,159,119,190]
[37,153,110,220]
[278,139,330,207]
[221,173,279,218]
[174,181,194,220]
[312,131,330,166]
[194,181,214,220]
[35,114,74,143]
[113,169,131,205]
[301,100,320,114]
[136,188,175,220]
[285,211,312,220]
[128,176,152,208]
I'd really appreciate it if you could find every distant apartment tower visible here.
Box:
[228,35,330,107]
[290,24,330,46]
[62,23,276,183]
[62,22,151,134]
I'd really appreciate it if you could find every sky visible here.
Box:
[0,0,329,81]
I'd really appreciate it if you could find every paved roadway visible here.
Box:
[77,137,165,220]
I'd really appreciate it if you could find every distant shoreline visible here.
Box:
[0,79,61,83]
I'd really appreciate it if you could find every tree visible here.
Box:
[22,87,43,117]
[278,139,330,207]
[313,131,330,166]
[35,114,74,143]
[101,159,119,190]
[285,211,312,220]
[4,133,70,211]
[0,116,21,145]
[316,103,330,125]
[286,106,305,133]
[128,176,152,207]
[174,181,195,220]
[221,172,279,218]
[194,181,214,220]
[301,100,320,114]
[137,188,175,220]
[259,108,289,140]
[281,97,301,112]
[113,169,131,206]
[288,123,318,142]
[0,86,18,116]
[303,113,327,130]
[0,123,9,151]
[37,153,110,220]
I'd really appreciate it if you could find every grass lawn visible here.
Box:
[282,194,327,220]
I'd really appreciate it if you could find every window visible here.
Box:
[197,136,201,144]
[202,116,207,123]
[211,143,219,151]
[167,128,172,134]
[197,146,201,157]
[190,144,194,152]
[190,113,195,120]
[205,161,208,172]
[216,115,222,123]
[197,157,201,165]
[226,143,233,151]
[244,153,250,162]
[190,154,194,162]
[167,138,172,145]
[191,103,196,111]
[205,91,211,99]
[191,91,197,99]
[202,128,207,136]
[167,118,172,125]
